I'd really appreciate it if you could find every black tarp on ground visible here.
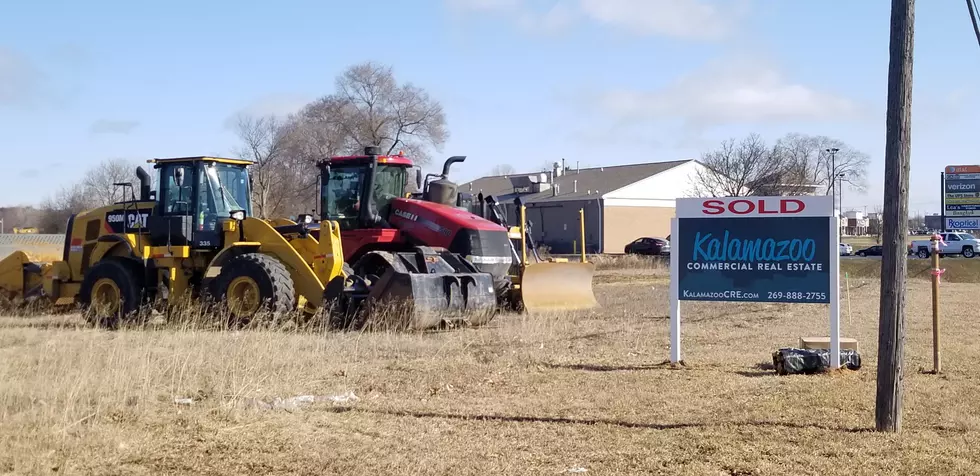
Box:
[772,348,862,375]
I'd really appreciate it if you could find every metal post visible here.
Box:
[519,204,528,267]
[579,208,586,263]
[669,217,681,363]
[830,213,842,369]
[931,235,941,373]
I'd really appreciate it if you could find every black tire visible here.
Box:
[917,249,929,259]
[78,258,145,329]
[212,253,296,326]
[857,252,865,257]
[964,246,976,258]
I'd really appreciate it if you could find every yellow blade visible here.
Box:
[519,261,598,312]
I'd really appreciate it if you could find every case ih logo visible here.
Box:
[393,209,418,221]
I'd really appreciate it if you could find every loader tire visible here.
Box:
[213,253,296,327]
[79,258,146,329]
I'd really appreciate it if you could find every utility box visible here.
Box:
[799,336,860,353]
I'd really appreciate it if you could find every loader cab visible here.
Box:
[318,147,418,230]
[147,156,253,248]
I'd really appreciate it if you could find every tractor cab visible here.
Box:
[317,146,423,230]
[316,146,472,231]
[144,156,253,249]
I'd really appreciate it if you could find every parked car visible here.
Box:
[839,243,853,256]
[625,237,670,255]
[909,232,980,258]
[855,245,882,257]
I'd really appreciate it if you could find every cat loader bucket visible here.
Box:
[512,204,597,312]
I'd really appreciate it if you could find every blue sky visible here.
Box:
[0,0,977,216]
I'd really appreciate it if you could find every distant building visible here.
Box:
[843,210,870,236]
[460,159,708,254]
[924,214,943,231]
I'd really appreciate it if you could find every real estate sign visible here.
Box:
[674,197,833,304]
[668,196,840,367]
[944,165,980,228]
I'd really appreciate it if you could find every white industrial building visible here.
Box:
[460,159,709,254]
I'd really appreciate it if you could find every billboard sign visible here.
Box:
[945,165,980,228]
[946,217,980,230]
[668,196,840,367]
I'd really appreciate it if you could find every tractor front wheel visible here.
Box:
[213,253,296,327]
[79,258,145,329]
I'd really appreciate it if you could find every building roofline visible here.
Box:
[465,158,696,182]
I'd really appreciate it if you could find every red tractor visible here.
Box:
[311,146,597,319]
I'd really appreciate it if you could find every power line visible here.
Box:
[967,0,980,49]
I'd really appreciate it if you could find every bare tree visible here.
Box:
[33,158,139,233]
[774,133,870,194]
[82,158,139,206]
[227,61,450,219]
[231,113,300,218]
[872,206,884,244]
[691,132,872,197]
[38,183,91,233]
[0,206,42,231]
[325,61,448,164]
[490,164,516,176]
[690,133,785,197]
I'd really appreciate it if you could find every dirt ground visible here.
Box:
[2,268,979,475]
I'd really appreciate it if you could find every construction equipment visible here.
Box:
[0,156,496,330]
[311,146,597,313]
[476,195,598,311]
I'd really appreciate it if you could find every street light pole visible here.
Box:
[827,147,840,237]
[839,173,846,239]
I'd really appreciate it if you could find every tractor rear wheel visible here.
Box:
[79,258,145,329]
[213,253,296,327]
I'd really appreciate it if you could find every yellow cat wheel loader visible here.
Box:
[0,156,497,329]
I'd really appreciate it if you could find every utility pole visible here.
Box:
[876,0,915,433]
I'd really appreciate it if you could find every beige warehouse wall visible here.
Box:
[602,206,675,253]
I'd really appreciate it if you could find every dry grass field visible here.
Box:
[3,259,980,475]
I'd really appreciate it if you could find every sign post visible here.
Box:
[669,196,840,368]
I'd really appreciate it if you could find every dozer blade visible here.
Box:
[518,261,598,312]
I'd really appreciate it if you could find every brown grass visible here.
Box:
[3,268,980,474]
